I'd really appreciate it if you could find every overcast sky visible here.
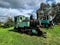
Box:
[0,0,60,18]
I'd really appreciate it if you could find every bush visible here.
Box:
[0,22,4,27]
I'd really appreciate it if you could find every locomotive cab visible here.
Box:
[14,16,30,29]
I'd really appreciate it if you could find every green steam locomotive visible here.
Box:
[14,15,49,37]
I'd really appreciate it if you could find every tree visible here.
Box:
[52,3,60,23]
[36,3,50,19]
[4,17,14,28]
[36,3,60,23]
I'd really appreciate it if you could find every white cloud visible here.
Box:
[55,0,60,3]
[0,8,34,17]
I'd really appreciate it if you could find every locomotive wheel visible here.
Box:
[27,29,32,35]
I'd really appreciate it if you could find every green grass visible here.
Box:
[0,25,60,45]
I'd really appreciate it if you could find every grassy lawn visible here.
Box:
[0,25,60,45]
